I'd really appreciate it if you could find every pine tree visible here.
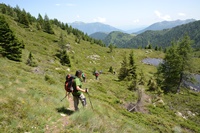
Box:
[56,50,71,67]
[58,32,65,49]
[108,44,114,53]
[128,51,137,90]
[26,52,37,67]
[0,15,24,61]
[108,66,114,73]
[37,13,44,30]
[176,35,193,92]
[67,25,73,35]
[118,53,128,80]
[61,50,71,66]
[157,35,193,93]
[43,14,54,34]
[155,45,158,51]
[128,51,137,80]
[18,9,29,27]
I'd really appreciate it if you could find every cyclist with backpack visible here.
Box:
[72,70,88,111]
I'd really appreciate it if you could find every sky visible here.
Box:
[1,0,200,30]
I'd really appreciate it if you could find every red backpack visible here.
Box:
[65,74,76,92]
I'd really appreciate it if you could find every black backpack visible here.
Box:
[65,74,76,92]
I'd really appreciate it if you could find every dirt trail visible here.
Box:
[136,88,151,113]
[45,96,74,133]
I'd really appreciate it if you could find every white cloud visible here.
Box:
[55,4,61,6]
[93,17,106,23]
[178,13,186,16]
[133,19,140,23]
[154,10,171,21]
[76,15,80,18]
[154,10,161,17]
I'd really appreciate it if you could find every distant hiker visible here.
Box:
[72,70,88,111]
[95,70,99,80]
[82,72,86,82]
[100,70,102,74]
[113,71,116,75]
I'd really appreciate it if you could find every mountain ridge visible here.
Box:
[69,21,122,35]
[136,19,196,34]
[98,20,200,48]
[69,19,196,36]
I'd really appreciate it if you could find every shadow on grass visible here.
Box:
[56,106,74,115]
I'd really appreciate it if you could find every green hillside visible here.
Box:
[102,20,200,49]
[1,5,200,133]
[126,20,200,49]
[103,31,134,47]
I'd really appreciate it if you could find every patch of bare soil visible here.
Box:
[126,88,151,114]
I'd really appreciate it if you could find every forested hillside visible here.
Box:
[89,32,108,40]
[126,20,200,49]
[103,31,134,47]
[1,3,200,133]
[103,20,200,49]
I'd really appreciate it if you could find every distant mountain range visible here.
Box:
[136,19,196,34]
[69,19,200,49]
[69,21,122,35]
[104,20,200,48]
[69,19,196,35]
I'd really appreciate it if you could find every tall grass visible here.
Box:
[1,14,200,132]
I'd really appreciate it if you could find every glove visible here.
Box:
[85,88,88,93]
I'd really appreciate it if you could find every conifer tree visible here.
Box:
[19,9,29,27]
[56,50,71,67]
[37,13,44,30]
[108,44,114,53]
[13,5,21,22]
[60,50,71,66]
[109,66,114,73]
[0,15,24,61]
[118,53,128,80]
[157,35,193,93]
[128,51,137,90]
[155,45,158,51]
[128,51,137,80]
[26,52,37,67]
[67,25,73,35]
[43,14,54,34]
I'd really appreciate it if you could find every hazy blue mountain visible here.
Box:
[136,19,196,34]
[125,26,147,34]
[69,21,122,35]
[89,32,109,40]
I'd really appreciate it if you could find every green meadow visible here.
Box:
[1,13,200,133]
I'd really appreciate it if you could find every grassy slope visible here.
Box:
[1,14,200,133]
